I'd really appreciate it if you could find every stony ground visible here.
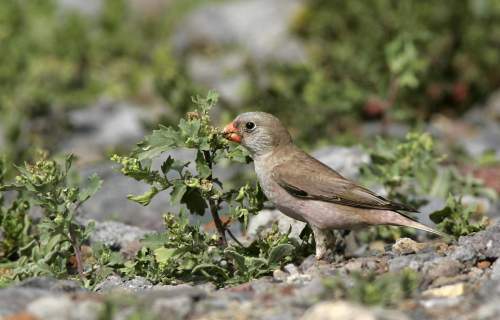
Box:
[2,220,500,320]
[1,1,500,319]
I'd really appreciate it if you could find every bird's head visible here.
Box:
[223,112,292,157]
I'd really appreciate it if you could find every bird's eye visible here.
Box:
[245,122,256,131]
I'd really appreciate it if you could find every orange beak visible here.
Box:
[223,122,242,143]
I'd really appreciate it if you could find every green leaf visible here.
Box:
[140,232,168,250]
[181,188,207,215]
[161,156,175,175]
[268,244,295,265]
[225,249,247,271]
[79,174,103,202]
[127,187,159,206]
[195,151,211,178]
[64,154,75,174]
[136,126,179,160]
[429,206,452,224]
[192,263,229,280]
[154,247,176,264]
[170,181,187,204]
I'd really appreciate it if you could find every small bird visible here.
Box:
[223,112,445,259]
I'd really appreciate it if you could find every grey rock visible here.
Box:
[94,275,152,292]
[78,160,175,229]
[148,284,207,300]
[173,0,306,63]
[16,276,84,293]
[284,263,300,276]
[388,252,440,272]
[273,269,288,282]
[301,301,377,320]
[79,148,221,229]
[247,209,307,240]
[152,296,193,320]
[295,277,326,303]
[88,220,153,250]
[422,257,463,281]
[26,295,74,320]
[248,277,274,294]
[62,101,149,163]
[461,123,500,158]
[299,255,317,273]
[419,297,463,309]
[450,222,500,263]
[187,53,249,106]
[392,238,425,255]
[491,259,500,280]
[312,146,370,180]
[0,288,57,317]
[27,296,104,320]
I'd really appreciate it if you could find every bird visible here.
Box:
[222,111,446,259]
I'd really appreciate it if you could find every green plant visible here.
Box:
[112,91,262,245]
[324,268,421,307]
[359,132,495,240]
[0,0,204,167]
[430,195,488,237]
[360,132,441,207]
[243,0,500,145]
[111,91,310,286]
[120,214,302,286]
[0,152,102,280]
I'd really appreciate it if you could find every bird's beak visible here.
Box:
[223,122,242,143]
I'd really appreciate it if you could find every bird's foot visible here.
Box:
[311,226,350,261]
[311,226,336,260]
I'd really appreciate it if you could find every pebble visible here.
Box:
[392,238,426,255]
[422,283,466,298]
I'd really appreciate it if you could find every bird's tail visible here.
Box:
[398,219,448,238]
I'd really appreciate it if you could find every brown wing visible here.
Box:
[271,152,415,211]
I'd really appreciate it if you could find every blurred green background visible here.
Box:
[1,0,499,226]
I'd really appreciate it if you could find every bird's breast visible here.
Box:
[254,159,306,222]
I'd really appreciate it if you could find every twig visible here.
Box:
[203,150,227,246]
[226,228,245,247]
[68,227,84,280]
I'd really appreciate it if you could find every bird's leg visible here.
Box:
[311,225,336,260]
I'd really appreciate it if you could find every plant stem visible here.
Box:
[69,227,84,279]
[203,150,227,246]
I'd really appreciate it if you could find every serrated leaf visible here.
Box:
[136,126,179,160]
[127,186,159,206]
[226,146,251,163]
[79,174,102,202]
[179,118,201,146]
[268,244,295,265]
[161,156,175,175]
[181,188,207,215]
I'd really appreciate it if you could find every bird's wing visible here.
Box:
[271,154,415,211]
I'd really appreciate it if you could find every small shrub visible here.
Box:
[0,152,102,281]
[430,195,488,238]
[112,91,310,286]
